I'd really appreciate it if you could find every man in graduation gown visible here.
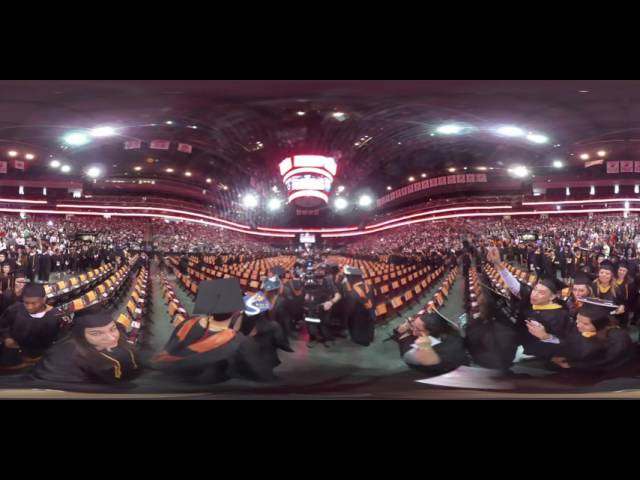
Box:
[0,283,69,368]
[37,247,52,283]
[488,246,570,359]
[341,266,375,346]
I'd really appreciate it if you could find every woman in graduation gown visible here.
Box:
[550,302,636,374]
[591,260,626,326]
[31,310,141,386]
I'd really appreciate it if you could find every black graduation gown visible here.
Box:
[32,337,140,385]
[38,253,52,281]
[397,333,470,376]
[0,304,65,358]
[560,327,635,373]
[592,281,626,324]
[344,281,375,346]
[26,254,38,281]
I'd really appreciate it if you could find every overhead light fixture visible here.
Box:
[636,185,640,194]
[296,111,306,116]
[436,124,465,135]
[597,150,606,157]
[615,185,620,194]
[358,194,373,207]
[387,186,392,191]
[272,186,279,193]
[332,112,346,120]
[165,168,174,173]
[86,167,102,179]
[334,197,349,210]
[338,185,345,192]
[267,198,282,211]
[165,121,174,125]
[206,178,212,183]
[60,165,71,173]
[553,160,563,168]
[496,126,524,137]
[50,160,61,168]
[580,153,590,160]
[566,187,571,196]
[188,125,198,129]
[579,90,589,93]
[242,193,259,209]
[408,176,415,182]
[63,131,91,146]
[590,186,595,195]
[90,126,116,137]
[421,173,427,178]
[526,133,549,144]
[508,165,529,178]
[7,151,18,157]
[134,166,142,171]
[477,166,487,171]
[24,153,35,160]
[184,171,192,177]
[448,168,456,173]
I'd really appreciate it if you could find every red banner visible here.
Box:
[447,175,457,184]
[476,173,487,182]
[150,139,170,150]
[466,173,476,183]
[124,140,141,150]
[585,159,604,168]
[177,143,192,154]
[13,160,25,170]
[456,174,467,184]
[607,161,620,174]
[621,161,634,173]
[635,161,640,173]
[0,161,6,174]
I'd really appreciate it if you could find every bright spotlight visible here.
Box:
[272,186,279,193]
[296,111,306,116]
[63,131,91,146]
[165,168,174,173]
[7,151,18,157]
[337,185,345,192]
[526,133,549,144]
[332,112,346,121]
[61,165,71,173]
[635,185,639,194]
[597,150,606,157]
[334,197,349,210]
[615,184,620,194]
[47,220,53,226]
[509,165,529,178]
[358,195,373,207]
[408,176,415,182]
[267,198,282,211]
[580,153,590,160]
[134,166,142,172]
[184,171,192,177]
[553,160,563,168]
[90,126,116,137]
[86,167,102,178]
[590,186,595,195]
[206,178,212,183]
[242,193,259,208]
[565,187,571,196]
[436,124,464,135]
[477,166,487,171]
[50,160,61,168]
[421,173,427,178]
[25,153,35,160]
[496,126,524,137]
[386,186,392,191]
[448,168,456,173]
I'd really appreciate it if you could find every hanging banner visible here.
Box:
[150,139,170,150]
[606,161,620,174]
[124,140,142,150]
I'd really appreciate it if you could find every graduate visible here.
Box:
[341,266,375,346]
[31,309,140,385]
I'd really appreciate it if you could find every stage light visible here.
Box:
[636,185,639,194]
[509,165,529,178]
[580,153,590,160]
[134,166,142,171]
[267,198,282,211]
[421,173,427,178]
[50,160,61,168]
[206,178,212,183]
[86,167,102,178]
[598,150,606,157]
[184,171,192,177]
[496,126,524,137]
[615,185,620,194]
[90,126,116,137]
[358,195,373,207]
[553,160,563,168]
[387,186,392,190]
[332,112,346,121]
[334,197,349,210]
[165,168,174,173]
[338,185,345,192]
[436,124,464,135]
[297,111,306,116]
[448,168,456,173]
[526,133,549,144]
[165,121,173,125]
[25,153,35,160]
[408,176,415,182]
[590,186,595,195]
[61,165,71,173]
[566,187,570,196]
[63,131,90,146]
[556,205,561,210]
[477,166,487,171]
[242,193,259,209]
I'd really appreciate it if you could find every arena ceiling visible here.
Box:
[2,80,640,198]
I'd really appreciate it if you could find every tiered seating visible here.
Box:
[61,256,139,315]
[465,266,483,320]
[43,263,114,302]
[425,267,459,314]
[116,266,151,344]
[159,273,189,326]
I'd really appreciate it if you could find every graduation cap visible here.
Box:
[269,266,286,278]
[73,307,113,330]
[598,260,616,273]
[22,283,46,298]
[262,276,282,292]
[343,265,364,277]
[618,259,632,271]
[193,279,245,315]
[573,272,594,286]
[537,277,565,295]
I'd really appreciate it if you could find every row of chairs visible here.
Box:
[62,256,139,315]
[328,256,419,280]
[198,255,297,279]
[117,266,151,344]
[44,263,114,301]
[160,273,189,326]
[465,267,483,320]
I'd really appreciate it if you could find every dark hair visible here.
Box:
[70,322,133,366]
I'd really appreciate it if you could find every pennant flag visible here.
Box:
[124,139,142,150]
[621,161,634,173]
[177,143,192,154]
[0,161,6,174]
[606,161,619,174]
[150,139,170,150]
